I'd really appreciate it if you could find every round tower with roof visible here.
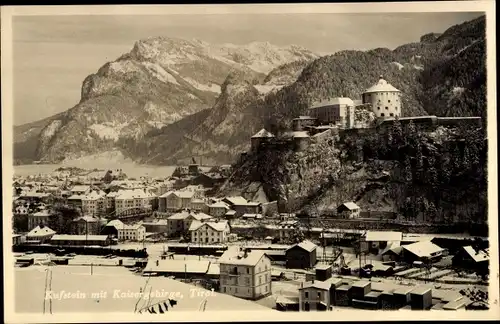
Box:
[362,76,402,119]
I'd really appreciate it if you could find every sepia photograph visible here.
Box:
[1,2,498,323]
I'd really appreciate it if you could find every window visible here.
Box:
[235,288,238,293]
[259,276,262,284]
[246,268,250,274]
[318,292,321,299]
[390,113,394,117]
[305,292,309,298]
[385,107,389,110]
[381,113,385,117]
[388,100,391,103]
[265,286,268,292]
[395,106,398,110]
[377,107,380,110]
[223,287,226,293]
[305,302,310,311]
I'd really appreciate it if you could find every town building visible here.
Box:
[141,219,169,234]
[364,231,403,255]
[208,200,231,217]
[101,219,124,237]
[189,219,230,244]
[25,225,56,244]
[114,189,153,217]
[158,190,195,212]
[72,216,101,235]
[307,97,355,128]
[361,76,402,119]
[298,280,332,311]
[222,196,261,217]
[50,234,111,246]
[117,224,146,241]
[452,246,489,273]
[219,247,272,300]
[81,190,106,216]
[401,240,445,264]
[28,210,52,231]
[285,240,318,269]
[337,201,361,219]
[69,185,92,196]
[167,210,213,237]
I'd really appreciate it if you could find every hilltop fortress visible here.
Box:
[249,76,482,153]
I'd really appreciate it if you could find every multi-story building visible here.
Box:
[81,190,106,216]
[307,97,355,128]
[188,219,230,244]
[69,185,92,196]
[117,224,146,241]
[72,216,101,235]
[362,76,402,119]
[159,190,195,212]
[208,200,231,217]
[114,189,153,217]
[298,280,332,311]
[28,210,52,231]
[219,247,272,300]
[167,210,213,237]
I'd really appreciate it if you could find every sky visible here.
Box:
[12,12,483,125]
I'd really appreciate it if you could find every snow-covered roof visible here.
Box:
[118,224,145,231]
[300,280,331,291]
[81,190,105,201]
[27,226,56,237]
[402,240,444,258]
[309,97,354,109]
[365,231,403,242]
[70,185,90,192]
[51,234,109,241]
[251,128,275,138]
[105,219,124,228]
[115,189,150,200]
[224,196,248,205]
[462,246,489,262]
[208,201,230,209]
[288,240,317,252]
[32,211,51,217]
[219,247,267,266]
[144,259,211,274]
[339,201,360,211]
[364,77,400,93]
[188,220,229,232]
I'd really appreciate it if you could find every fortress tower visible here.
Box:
[362,76,402,119]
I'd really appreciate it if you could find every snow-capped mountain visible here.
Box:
[14,37,319,164]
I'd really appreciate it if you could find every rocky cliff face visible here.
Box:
[14,38,318,164]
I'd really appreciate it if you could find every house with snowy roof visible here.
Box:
[285,240,318,269]
[219,246,272,300]
[26,225,56,244]
[401,240,445,264]
[158,190,195,212]
[188,219,230,244]
[167,210,213,237]
[337,201,361,219]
